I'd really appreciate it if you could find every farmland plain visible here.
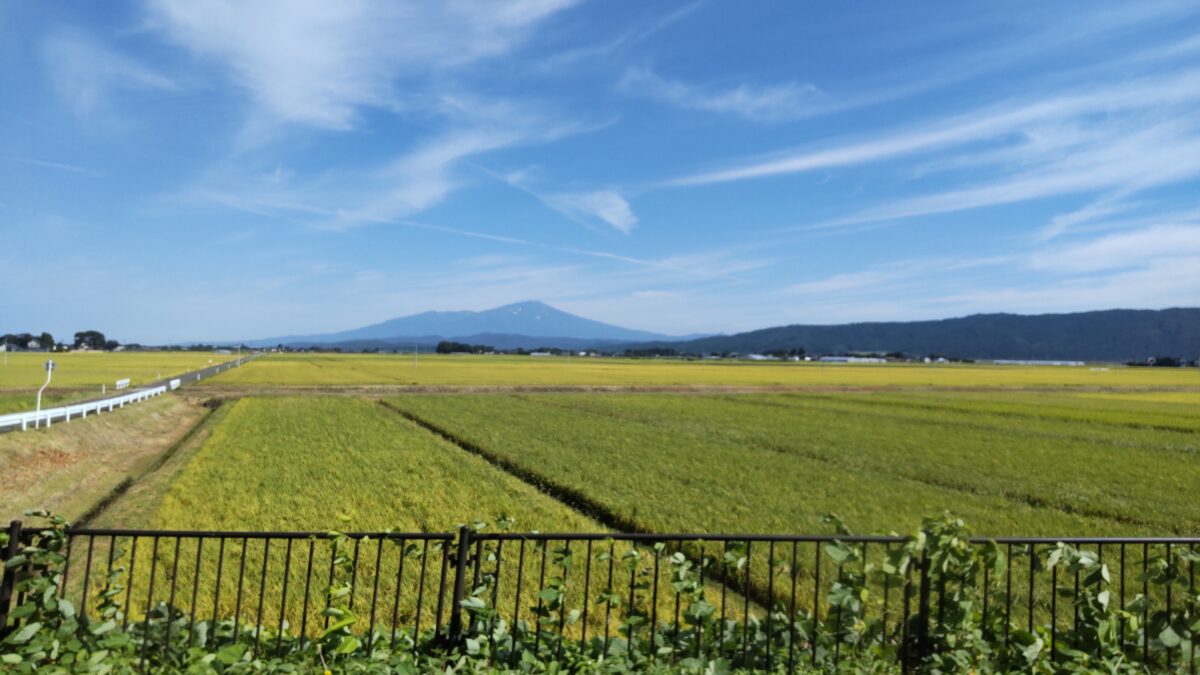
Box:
[100,397,726,635]
[14,352,1196,642]
[383,392,1200,536]
[0,351,236,413]
[197,352,1200,389]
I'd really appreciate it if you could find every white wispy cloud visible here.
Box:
[6,156,103,177]
[1028,224,1200,273]
[144,0,577,130]
[541,190,638,233]
[40,30,179,118]
[535,2,704,72]
[619,67,824,122]
[667,67,1200,188]
[818,119,1200,230]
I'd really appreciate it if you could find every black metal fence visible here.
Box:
[3,520,1198,671]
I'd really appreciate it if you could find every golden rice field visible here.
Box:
[198,352,1200,389]
[0,351,235,413]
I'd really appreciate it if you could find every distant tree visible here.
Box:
[74,331,107,349]
[624,347,678,358]
[38,332,54,350]
[104,339,120,350]
[436,340,493,354]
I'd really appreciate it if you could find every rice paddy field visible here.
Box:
[197,352,1199,389]
[62,383,1198,639]
[11,352,1197,642]
[0,351,236,413]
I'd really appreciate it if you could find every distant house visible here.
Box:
[529,351,552,357]
[993,359,1085,366]
[26,339,41,350]
[818,355,886,363]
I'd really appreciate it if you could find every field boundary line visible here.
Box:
[378,400,646,534]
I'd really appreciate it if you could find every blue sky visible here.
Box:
[2,1,1199,343]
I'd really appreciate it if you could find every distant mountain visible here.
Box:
[248,301,683,347]
[633,308,1200,361]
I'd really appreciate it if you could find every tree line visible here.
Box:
[1,330,120,350]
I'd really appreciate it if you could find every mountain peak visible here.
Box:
[250,300,679,346]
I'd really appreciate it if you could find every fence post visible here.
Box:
[0,520,23,639]
[447,526,473,645]
[907,551,932,670]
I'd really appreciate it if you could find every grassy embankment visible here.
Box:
[0,395,209,522]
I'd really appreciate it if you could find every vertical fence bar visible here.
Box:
[1050,560,1058,661]
[1167,543,1174,672]
[434,540,451,639]
[1119,543,1126,653]
[1143,543,1149,664]
[788,540,798,675]
[882,543,891,646]
[719,541,729,657]
[80,536,96,618]
[122,536,139,629]
[915,552,931,666]
[0,520,22,640]
[766,540,776,670]
[579,540,591,648]
[447,526,471,645]
[367,537,383,653]
[650,542,660,661]
[812,541,821,667]
[277,539,293,656]
[604,541,617,657]
[1004,542,1012,651]
[324,540,336,630]
[511,539,527,668]
[164,537,182,654]
[534,541,549,656]
[348,538,361,612]
[60,534,73,601]
[300,539,315,647]
[901,557,912,671]
[742,540,753,665]
[488,539,505,666]
[1027,544,1035,632]
[389,538,406,652]
[210,538,225,637]
[412,539,429,652]
[139,536,161,669]
[233,537,248,642]
[187,538,203,647]
[558,540,572,661]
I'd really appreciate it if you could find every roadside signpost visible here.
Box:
[34,359,55,429]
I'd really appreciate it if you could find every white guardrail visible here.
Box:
[0,355,255,432]
[0,385,168,432]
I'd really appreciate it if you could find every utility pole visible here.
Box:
[35,359,55,429]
